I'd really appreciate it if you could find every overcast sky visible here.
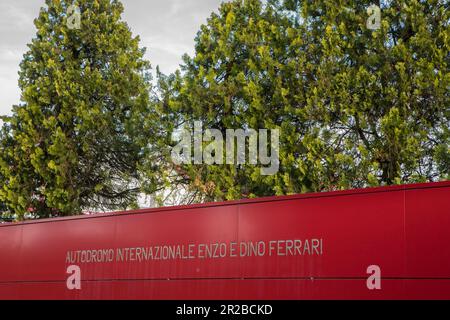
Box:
[0,0,224,124]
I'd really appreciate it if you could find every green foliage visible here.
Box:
[156,0,449,201]
[0,0,152,219]
[0,201,7,217]
[1,0,448,217]
[0,122,15,221]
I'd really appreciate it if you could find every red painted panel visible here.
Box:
[18,217,117,282]
[0,283,20,300]
[404,280,450,300]
[405,186,450,278]
[238,191,406,278]
[6,279,450,300]
[0,225,22,282]
[112,205,239,280]
[0,181,449,300]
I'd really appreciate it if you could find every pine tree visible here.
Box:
[0,0,152,219]
[0,122,14,220]
[282,0,449,187]
[156,0,449,201]
[157,0,296,201]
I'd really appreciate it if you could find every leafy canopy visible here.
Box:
[156,0,449,201]
[0,0,152,219]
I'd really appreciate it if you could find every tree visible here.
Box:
[0,200,7,218]
[0,0,152,220]
[282,0,449,187]
[156,0,295,201]
[0,202,11,223]
[156,0,449,202]
[0,124,13,221]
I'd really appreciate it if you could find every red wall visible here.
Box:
[0,181,449,300]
